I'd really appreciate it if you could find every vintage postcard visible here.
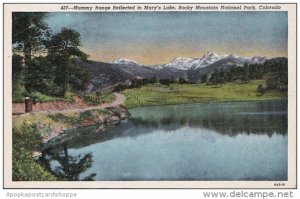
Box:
[3,3,297,188]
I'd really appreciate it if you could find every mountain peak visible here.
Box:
[110,58,143,66]
[109,53,267,71]
[164,53,267,70]
[203,52,221,58]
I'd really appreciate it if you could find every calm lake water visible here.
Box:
[43,101,287,181]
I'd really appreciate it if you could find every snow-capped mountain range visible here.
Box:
[110,52,267,70]
[164,52,224,70]
[78,53,285,92]
[110,58,143,66]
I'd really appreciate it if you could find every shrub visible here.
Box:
[12,123,56,181]
[12,146,56,181]
[256,84,265,95]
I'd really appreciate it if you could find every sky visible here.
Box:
[46,12,287,65]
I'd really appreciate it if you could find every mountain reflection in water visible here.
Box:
[42,100,287,181]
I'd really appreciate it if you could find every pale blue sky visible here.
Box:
[46,12,287,65]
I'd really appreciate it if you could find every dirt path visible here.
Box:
[49,92,126,114]
[13,92,127,116]
[100,92,126,108]
[79,92,126,110]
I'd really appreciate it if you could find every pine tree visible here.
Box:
[12,13,50,92]
[47,28,89,97]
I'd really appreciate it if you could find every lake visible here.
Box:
[42,100,287,181]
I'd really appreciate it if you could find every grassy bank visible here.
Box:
[122,80,287,108]
[13,123,57,181]
[12,105,129,181]
[83,93,116,105]
[12,91,117,114]
[12,81,76,103]
[13,83,116,104]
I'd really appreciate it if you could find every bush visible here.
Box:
[12,123,56,181]
[12,82,29,102]
[256,84,265,95]
[12,146,56,181]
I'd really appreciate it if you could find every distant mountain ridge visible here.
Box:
[109,58,143,66]
[77,52,284,92]
[110,52,267,70]
[164,52,223,70]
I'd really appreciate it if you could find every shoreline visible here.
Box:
[121,81,287,108]
[13,105,130,149]
[13,94,286,142]
[12,92,123,115]
[44,98,287,147]
[124,98,288,109]
[12,89,286,155]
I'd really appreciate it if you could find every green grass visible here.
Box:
[12,80,77,103]
[122,80,287,108]
[83,93,116,105]
[13,89,116,105]
[30,91,75,103]
[13,89,76,103]
[102,93,116,103]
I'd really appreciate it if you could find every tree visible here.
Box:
[201,74,207,83]
[241,63,250,83]
[179,77,188,84]
[40,144,96,181]
[12,54,23,81]
[257,84,265,95]
[218,67,226,87]
[265,72,287,92]
[264,58,288,92]
[23,56,55,95]
[47,28,89,97]
[12,13,50,93]
[209,69,220,85]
